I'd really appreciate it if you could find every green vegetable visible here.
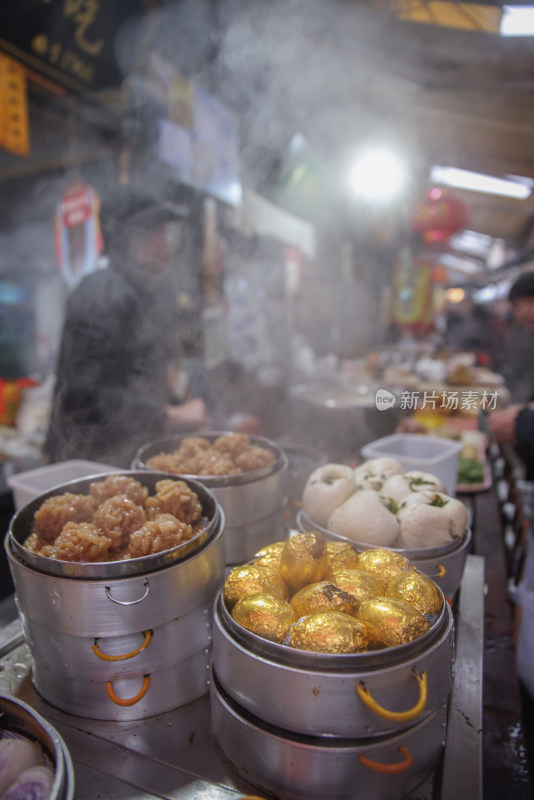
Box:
[457,458,485,484]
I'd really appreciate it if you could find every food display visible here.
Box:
[0,737,53,800]
[302,457,468,550]
[223,531,442,653]
[300,463,355,527]
[396,490,467,549]
[20,473,206,563]
[457,441,486,486]
[144,433,276,477]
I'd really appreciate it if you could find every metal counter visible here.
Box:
[0,556,485,800]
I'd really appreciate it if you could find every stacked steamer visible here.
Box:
[132,432,288,565]
[6,471,224,720]
[0,694,75,800]
[297,457,471,601]
[211,531,454,800]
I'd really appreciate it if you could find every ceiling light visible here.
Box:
[501,5,534,36]
[448,229,493,259]
[446,288,466,303]
[435,253,484,276]
[349,148,407,202]
[431,165,533,199]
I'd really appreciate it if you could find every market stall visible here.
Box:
[0,434,531,799]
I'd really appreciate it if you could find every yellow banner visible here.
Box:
[385,1,502,32]
[0,53,29,157]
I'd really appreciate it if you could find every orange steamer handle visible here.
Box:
[358,745,413,774]
[92,630,152,661]
[356,669,428,722]
[105,675,151,706]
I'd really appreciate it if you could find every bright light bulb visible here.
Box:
[349,148,407,202]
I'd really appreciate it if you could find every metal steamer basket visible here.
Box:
[6,471,225,721]
[297,509,472,601]
[0,693,75,800]
[132,432,289,565]
[210,668,448,800]
[212,588,454,739]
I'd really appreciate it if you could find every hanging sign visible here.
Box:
[392,247,435,333]
[0,53,29,156]
[54,181,103,287]
[0,0,159,94]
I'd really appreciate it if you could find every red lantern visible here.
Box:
[412,187,469,243]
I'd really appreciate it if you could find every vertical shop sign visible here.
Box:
[54,181,103,288]
[392,247,434,334]
[0,53,29,156]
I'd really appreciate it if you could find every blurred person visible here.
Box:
[44,197,210,468]
[496,271,534,403]
[488,403,534,481]
[444,299,501,366]
[484,273,534,479]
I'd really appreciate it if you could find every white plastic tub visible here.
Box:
[361,434,462,496]
[8,459,116,510]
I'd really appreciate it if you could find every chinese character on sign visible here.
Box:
[63,0,104,56]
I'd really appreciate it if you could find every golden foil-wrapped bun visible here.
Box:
[357,597,430,648]
[330,568,385,607]
[290,581,358,618]
[325,541,359,575]
[280,531,328,591]
[231,593,297,643]
[224,564,289,608]
[356,548,416,583]
[385,572,443,616]
[286,611,369,654]
[252,541,286,570]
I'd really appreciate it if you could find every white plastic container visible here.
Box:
[8,459,115,510]
[361,434,462,496]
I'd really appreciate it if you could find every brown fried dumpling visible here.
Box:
[127,514,193,557]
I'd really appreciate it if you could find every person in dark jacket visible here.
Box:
[487,271,534,479]
[44,199,209,468]
[497,271,534,403]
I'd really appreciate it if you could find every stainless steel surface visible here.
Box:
[8,471,220,579]
[20,604,212,680]
[210,667,448,800]
[0,615,23,657]
[0,554,484,799]
[440,554,484,800]
[213,590,453,737]
[133,432,289,565]
[32,648,212,722]
[297,509,472,599]
[0,692,75,800]
[222,509,287,567]
[6,523,224,635]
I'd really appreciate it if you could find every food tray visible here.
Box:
[0,556,484,799]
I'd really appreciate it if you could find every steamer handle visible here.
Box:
[358,746,413,774]
[92,630,152,661]
[356,669,427,722]
[105,675,151,706]
[105,580,150,605]
[431,564,446,579]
